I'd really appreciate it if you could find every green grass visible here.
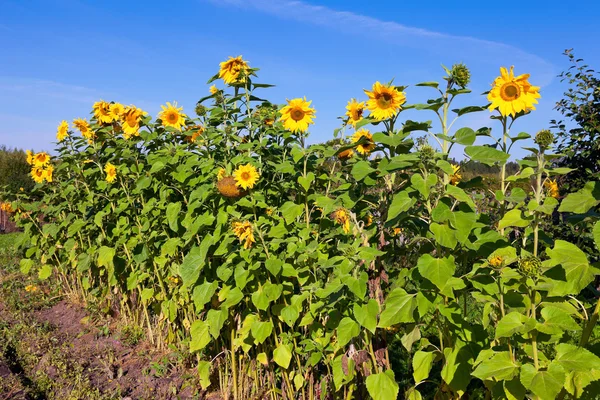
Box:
[0,232,21,251]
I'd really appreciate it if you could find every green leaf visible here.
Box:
[197,361,211,390]
[504,377,526,400]
[558,182,600,214]
[452,106,487,117]
[379,288,417,327]
[465,145,509,166]
[190,320,211,352]
[351,160,375,181]
[386,191,416,222]
[454,127,476,145]
[441,341,473,394]
[495,312,536,339]
[593,221,600,252]
[430,223,457,249]
[537,306,581,335]
[166,202,181,232]
[206,307,227,339]
[337,317,360,348]
[415,81,439,89]
[19,258,34,274]
[38,264,52,280]
[279,202,304,225]
[353,299,379,334]
[527,362,565,400]
[298,172,314,192]
[193,281,218,310]
[411,173,437,198]
[472,351,519,381]
[280,305,300,328]
[365,370,399,400]
[555,343,600,372]
[180,235,213,287]
[417,254,456,291]
[97,246,115,268]
[498,209,531,229]
[251,320,273,345]
[413,351,435,383]
[273,343,292,369]
[546,240,598,296]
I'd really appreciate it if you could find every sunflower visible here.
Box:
[233,164,259,190]
[364,82,406,121]
[217,176,246,198]
[331,208,351,234]
[121,106,146,139]
[232,221,255,249]
[93,100,115,124]
[337,148,354,160]
[393,227,403,236]
[219,56,250,84]
[366,214,373,227]
[159,102,187,130]
[345,99,365,126]
[186,125,205,143]
[31,167,45,183]
[450,164,461,185]
[109,103,125,120]
[545,179,559,198]
[209,85,218,95]
[280,98,316,133]
[56,120,69,142]
[217,168,227,181]
[104,162,117,183]
[488,256,504,268]
[26,150,34,165]
[487,66,540,117]
[73,118,94,141]
[352,129,375,155]
[33,152,50,167]
[43,164,54,183]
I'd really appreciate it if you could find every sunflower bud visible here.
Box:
[195,104,207,117]
[534,129,554,150]
[224,125,234,135]
[419,144,436,163]
[451,63,471,88]
[488,255,503,268]
[518,255,542,278]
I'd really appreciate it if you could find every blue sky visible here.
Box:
[1,0,599,159]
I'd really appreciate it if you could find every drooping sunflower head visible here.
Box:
[186,125,205,143]
[352,129,375,155]
[104,162,117,183]
[56,120,69,142]
[450,164,461,186]
[331,208,351,234]
[233,164,260,190]
[219,56,250,85]
[487,66,540,117]
[33,152,50,167]
[232,220,255,249]
[337,148,354,161]
[545,179,560,199]
[93,100,114,124]
[364,82,406,121]
[159,102,187,130]
[121,106,146,139]
[280,98,316,133]
[73,118,94,140]
[450,63,471,88]
[345,99,365,126]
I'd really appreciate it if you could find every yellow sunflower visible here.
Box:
[233,164,259,190]
[209,85,218,95]
[345,99,365,126]
[487,66,540,117]
[217,168,227,181]
[44,164,54,183]
[219,56,250,84]
[280,98,316,133]
[31,167,45,183]
[33,152,50,167]
[158,102,187,130]
[104,162,117,183]
[450,164,461,185]
[25,150,34,165]
[232,221,255,249]
[352,129,375,155]
[93,100,115,124]
[337,148,354,160]
[56,120,69,142]
[545,179,559,198]
[488,256,504,267]
[73,118,94,141]
[121,106,146,139]
[109,103,125,121]
[364,82,406,121]
[186,125,205,143]
[331,208,351,234]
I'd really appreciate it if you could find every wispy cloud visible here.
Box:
[206,0,556,86]
[0,77,103,104]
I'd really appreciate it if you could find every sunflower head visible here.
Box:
[209,85,218,95]
[57,120,69,142]
[73,118,94,140]
[534,129,554,150]
[352,129,375,155]
[450,164,461,185]
[195,104,207,117]
[217,176,246,198]
[93,100,115,124]
[104,162,117,183]
[337,148,354,161]
[109,103,125,121]
[219,56,250,85]
[450,63,471,88]
[121,106,146,139]
[545,179,560,199]
[159,102,187,130]
[331,208,351,234]
[33,152,50,167]
[345,99,365,126]
[31,167,45,183]
[280,98,316,133]
[487,66,540,117]
[44,164,54,183]
[233,164,260,190]
[231,220,255,249]
[364,82,406,121]
[488,256,504,268]
[518,255,542,278]
[26,150,34,165]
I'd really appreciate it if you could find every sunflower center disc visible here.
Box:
[241,172,250,180]
[501,83,520,100]
[377,93,392,109]
[291,108,305,121]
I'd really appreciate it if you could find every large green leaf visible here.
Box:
[386,191,416,222]
[465,145,509,166]
[430,223,457,249]
[180,235,213,287]
[365,370,399,400]
[417,254,456,291]
[413,351,435,383]
[498,209,531,229]
[337,317,360,348]
[495,312,536,339]
[546,240,599,296]
[353,299,379,334]
[273,343,292,369]
[555,343,600,372]
[379,288,417,328]
[190,320,211,352]
[251,320,273,345]
[525,362,565,400]
[472,351,519,381]
[537,306,581,335]
[166,201,181,232]
[558,182,600,214]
